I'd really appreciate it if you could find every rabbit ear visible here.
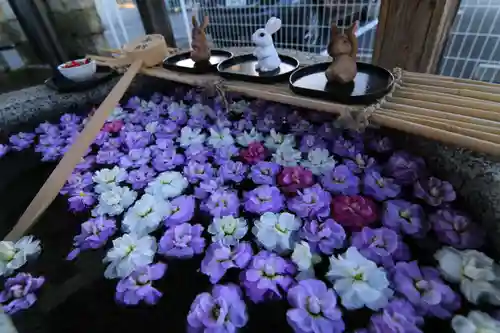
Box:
[265,17,282,34]
[200,16,209,30]
[346,21,358,35]
[192,16,199,28]
[331,23,339,35]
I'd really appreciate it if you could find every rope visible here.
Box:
[194,78,230,112]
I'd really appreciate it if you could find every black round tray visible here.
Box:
[163,49,233,74]
[217,53,299,84]
[45,66,117,93]
[289,62,394,105]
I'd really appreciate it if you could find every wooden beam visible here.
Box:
[373,0,460,73]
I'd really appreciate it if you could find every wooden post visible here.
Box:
[373,0,459,73]
[135,0,177,48]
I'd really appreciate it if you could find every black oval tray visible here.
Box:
[289,62,394,105]
[217,53,299,84]
[45,66,117,93]
[163,49,233,74]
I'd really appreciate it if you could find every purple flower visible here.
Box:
[154,121,179,139]
[60,113,81,124]
[241,250,296,303]
[344,154,377,175]
[119,147,152,169]
[368,136,393,153]
[67,216,117,260]
[152,148,185,172]
[101,137,122,150]
[0,273,45,315]
[184,161,214,184]
[126,166,157,190]
[383,200,427,237]
[75,155,96,172]
[414,177,456,207]
[287,279,344,333]
[201,242,253,284]
[187,284,248,333]
[60,171,93,196]
[212,144,239,166]
[203,189,240,217]
[164,195,195,227]
[392,261,460,319]
[320,164,360,195]
[385,151,425,185]
[184,144,211,163]
[9,132,35,151]
[332,136,363,159]
[219,160,248,183]
[299,134,327,153]
[429,208,485,249]
[168,103,188,125]
[187,114,208,128]
[368,298,423,333]
[37,134,65,147]
[158,223,205,259]
[233,117,254,135]
[150,137,175,154]
[351,227,409,268]
[244,185,284,214]
[278,166,314,194]
[317,123,338,141]
[35,122,59,135]
[363,171,401,201]
[0,144,9,158]
[93,131,110,146]
[68,190,96,212]
[290,118,312,135]
[194,177,226,200]
[115,263,166,306]
[300,219,346,255]
[250,161,281,185]
[256,114,277,133]
[124,131,152,150]
[288,184,331,220]
[39,146,62,162]
[96,149,124,165]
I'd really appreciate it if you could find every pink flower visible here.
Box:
[277,166,314,194]
[331,195,378,231]
[103,120,124,133]
[240,142,267,164]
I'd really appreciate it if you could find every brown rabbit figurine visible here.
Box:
[191,15,211,63]
[325,22,358,84]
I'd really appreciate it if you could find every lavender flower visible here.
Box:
[154,121,179,139]
[126,166,157,190]
[152,148,185,172]
[299,134,327,153]
[96,149,124,165]
[124,131,152,150]
[300,219,346,255]
[68,190,96,212]
[363,171,401,201]
[183,161,214,184]
[184,143,210,163]
[164,195,195,226]
[344,154,377,175]
[119,147,152,169]
[241,250,296,303]
[168,102,188,125]
[201,242,253,284]
[0,144,9,158]
[150,138,175,153]
[332,136,363,159]
[0,273,44,315]
[212,144,239,166]
[101,137,122,150]
[430,208,485,249]
[9,132,35,151]
[368,298,423,333]
[288,184,331,220]
[414,176,456,206]
[115,263,166,305]
[60,171,93,196]
[244,185,284,214]
[194,176,226,200]
[385,151,425,185]
[320,164,360,195]
[383,200,427,237]
[368,135,393,153]
[75,155,96,171]
[67,216,117,260]
[158,223,205,259]
[219,160,248,183]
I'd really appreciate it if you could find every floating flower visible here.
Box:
[291,241,321,280]
[244,185,284,214]
[164,195,195,226]
[435,246,500,306]
[252,212,302,253]
[9,132,35,151]
[326,247,393,310]
[451,311,500,333]
[115,263,166,306]
[103,120,124,133]
[300,219,346,256]
[382,200,427,237]
[0,273,44,315]
[104,233,157,279]
[154,121,178,139]
[61,171,93,196]
[194,176,226,200]
[75,155,96,172]
[177,126,206,148]
[208,216,248,246]
[122,194,171,235]
[385,151,425,185]
[124,131,151,150]
[167,102,188,125]
[96,148,124,165]
[368,298,423,333]
[301,148,336,176]
[363,171,401,201]
[0,236,41,277]
[320,164,360,195]
[288,184,331,220]
[278,166,314,194]
[101,136,122,150]
[241,250,296,303]
[264,129,295,151]
[256,114,277,133]
[183,161,214,184]
[67,217,116,260]
[145,171,188,199]
[249,161,280,185]
[68,190,96,212]
[203,189,240,217]
[212,144,239,166]
[119,147,152,169]
[368,135,393,153]
[236,128,264,146]
[184,143,210,163]
[151,147,185,172]
[93,166,128,193]
[201,242,253,284]
[272,144,302,167]
[392,261,460,318]
[219,160,248,183]
[126,166,157,190]
[299,134,327,153]
[332,136,362,159]
[344,153,377,175]
[286,279,345,333]
[208,127,234,148]
[429,208,485,249]
[233,117,254,135]
[187,284,248,332]
[158,223,205,259]
[414,176,456,206]
[240,141,267,165]
[93,185,137,216]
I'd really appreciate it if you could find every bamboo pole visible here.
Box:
[403,76,500,95]
[404,70,500,88]
[399,86,492,103]
[402,83,500,103]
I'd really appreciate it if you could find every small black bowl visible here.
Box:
[163,49,233,74]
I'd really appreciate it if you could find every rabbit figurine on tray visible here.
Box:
[191,15,211,63]
[325,21,358,84]
[252,17,282,72]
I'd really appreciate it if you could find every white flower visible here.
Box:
[93,166,128,193]
[177,126,206,148]
[435,246,500,305]
[103,233,157,279]
[0,236,41,277]
[301,148,336,175]
[145,121,159,134]
[208,216,248,246]
[145,171,188,199]
[189,103,207,117]
[252,212,302,253]
[272,144,302,167]
[326,247,393,310]
[452,311,500,333]
[264,129,295,151]
[107,106,126,121]
[122,194,172,236]
[230,100,250,114]
[207,127,234,148]
[93,185,137,216]
[291,241,320,272]
[236,128,264,147]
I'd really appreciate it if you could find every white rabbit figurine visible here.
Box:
[252,17,282,72]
